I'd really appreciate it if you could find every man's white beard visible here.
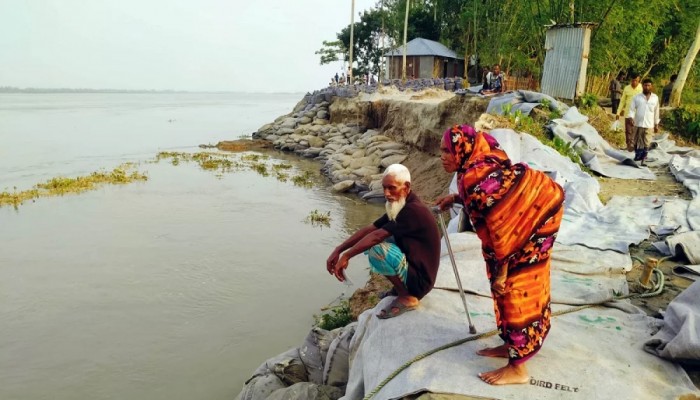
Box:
[385,197,406,221]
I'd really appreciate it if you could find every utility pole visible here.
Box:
[380,0,385,83]
[570,0,575,24]
[349,0,355,85]
[402,0,410,81]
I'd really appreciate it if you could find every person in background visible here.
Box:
[617,72,643,151]
[662,74,677,107]
[480,64,506,95]
[326,164,441,319]
[609,72,624,115]
[335,72,339,85]
[628,78,660,165]
[436,124,564,385]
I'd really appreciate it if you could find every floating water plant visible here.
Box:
[274,172,289,182]
[305,209,331,227]
[155,151,238,172]
[155,151,319,190]
[272,163,293,171]
[292,171,314,188]
[0,164,147,210]
[250,162,269,176]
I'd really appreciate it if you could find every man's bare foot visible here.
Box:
[478,363,529,385]
[476,344,509,358]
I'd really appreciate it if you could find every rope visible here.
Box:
[362,268,665,400]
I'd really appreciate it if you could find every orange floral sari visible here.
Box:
[444,125,565,364]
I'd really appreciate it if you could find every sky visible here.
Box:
[0,0,377,93]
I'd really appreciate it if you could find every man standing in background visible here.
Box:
[617,72,643,152]
[609,72,623,115]
[662,74,677,106]
[628,79,660,165]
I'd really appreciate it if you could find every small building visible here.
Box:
[384,38,464,80]
[541,23,597,100]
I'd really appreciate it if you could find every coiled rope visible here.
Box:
[363,268,665,400]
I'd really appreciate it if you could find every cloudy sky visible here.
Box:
[0,0,377,92]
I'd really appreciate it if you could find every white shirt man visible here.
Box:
[627,79,660,163]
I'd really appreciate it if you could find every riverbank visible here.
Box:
[236,85,700,399]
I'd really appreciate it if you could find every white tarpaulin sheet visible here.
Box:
[435,233,631,306]
[343,290,699,400]
[485,90,569,117]
[549,108,656,180]
[645,280,700,362]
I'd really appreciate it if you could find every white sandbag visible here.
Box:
[266,382,343,400]
[300,327,341,384]
[323,324,357,389]
[249,347,308,384]
[236,373,286,400]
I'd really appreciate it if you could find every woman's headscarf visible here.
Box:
[442,124,507,173]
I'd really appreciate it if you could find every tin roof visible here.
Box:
[384,38,459,58]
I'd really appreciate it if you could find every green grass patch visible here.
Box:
[314,300,353,330]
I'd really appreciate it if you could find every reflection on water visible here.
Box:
[0,93,384,399]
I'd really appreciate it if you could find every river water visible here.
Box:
[0,93,382,400]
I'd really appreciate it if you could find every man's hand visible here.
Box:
[333,255,350,282]
[654,125,659,133]
[326,249,340,275]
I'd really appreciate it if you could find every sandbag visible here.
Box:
[266,382,343,400]
[300,327,341,384]
[323,323,357,389]
[236,373,286,400]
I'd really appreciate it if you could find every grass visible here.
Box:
[0,164,148,210]
[314,300,353,330]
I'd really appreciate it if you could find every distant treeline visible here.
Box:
[0,86,192,94]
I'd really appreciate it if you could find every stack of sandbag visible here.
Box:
[236,323,356,400]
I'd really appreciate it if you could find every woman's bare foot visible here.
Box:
[476,344,509,358]
[478,363,529,385]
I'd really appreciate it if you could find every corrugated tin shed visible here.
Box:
[384,38,459,59]
[541,24,595,100]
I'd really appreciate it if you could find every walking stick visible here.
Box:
[432,207,477,334]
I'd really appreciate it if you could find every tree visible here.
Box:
[315,9,389,76]
[670,21,700,107]
[318,0,699,96]
[315,40,346,65]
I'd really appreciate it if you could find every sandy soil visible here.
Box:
[359,86,455,104]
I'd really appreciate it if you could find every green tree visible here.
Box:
[315,9,389,76]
